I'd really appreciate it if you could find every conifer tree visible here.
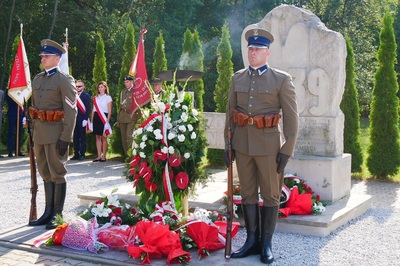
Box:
[367,13,400,178]
[340,37,363,172]
[191,29,204,110]
[207,23,234,166]
[92,32,107,93]
[152,31,167,79]
[180,28,193,69]
[111,22,136,157]
[88,32,108,154]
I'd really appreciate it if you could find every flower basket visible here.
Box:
[124,81,208,213]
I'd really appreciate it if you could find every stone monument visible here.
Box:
[241,4,351,203]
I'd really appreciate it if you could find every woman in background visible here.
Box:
[91,81,112,162]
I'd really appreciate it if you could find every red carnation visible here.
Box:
[175,172,189,189]
[113,207,122,216]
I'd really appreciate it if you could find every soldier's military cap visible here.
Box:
[245,28,274,48]
[124,75,134,81]
[40,39,66,56]
[151,77,162,84]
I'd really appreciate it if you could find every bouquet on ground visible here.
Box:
[124,81,208,212]
[279,174,326,217]
[77,188,141,226]
[44,218,109,254]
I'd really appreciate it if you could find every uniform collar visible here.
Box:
[45,67,59,77]
[248,65,268,75]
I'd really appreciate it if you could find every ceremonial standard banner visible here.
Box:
[8,35,32,106]
[129,29,151,113]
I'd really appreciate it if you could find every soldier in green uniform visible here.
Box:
[117,75,141,156]
[224,28,298,264]
[28,39,77,230]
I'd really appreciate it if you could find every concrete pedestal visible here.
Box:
[286,153,352,203]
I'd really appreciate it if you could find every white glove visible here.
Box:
[104,122,111,130]
[82,120,88,127]
[22,117,26,126]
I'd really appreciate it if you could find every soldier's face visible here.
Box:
[124,80,134,89]
[40,54,60,69]
[248,47,270,68]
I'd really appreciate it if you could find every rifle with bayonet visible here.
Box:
[225,127,234,259]
[25,99,38,222]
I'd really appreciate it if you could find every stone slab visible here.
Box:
[78,168,371,237]
[276,193,372,237]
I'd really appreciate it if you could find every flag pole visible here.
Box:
[15,23,24,156]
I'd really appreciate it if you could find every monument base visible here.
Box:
[276,193,372,237]
[286,153,352,203]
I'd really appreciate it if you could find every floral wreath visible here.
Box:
[124,80,208,212]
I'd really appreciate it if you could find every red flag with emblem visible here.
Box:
[8,35,32,106]
[128,29,151,113]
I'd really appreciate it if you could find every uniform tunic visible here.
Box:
[117,87,141,155]
[32,68,77,183]
[224,66,298,206]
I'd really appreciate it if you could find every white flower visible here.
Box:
[139,152,146,158]
[178,134,185,142]
[192,109,198,116]
[175,102,181,108]
[161,146,169,154]
[168,146,175,154]
[167,122,173,129]
[140,142,146,149]
[169,93,176,102]
[91,202,112,218]
[191,132,197,139]
[132,149,137,155]
[143,109,150,117]
[157,101,167,113]
[184,153,190,159]
[178,125,186,132]
[181,112,188,122]
[168,132,177,140]
[107,194,120,207]
[182,105,188,111]
[136,128,143,135]
[187,124,194,131]
[142,135,148,141]
[153,129,163,140]
[146,126,153,132]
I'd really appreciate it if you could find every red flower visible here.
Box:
[142,168,153,182]
[316,194,321,201]
[153,150,167,165]
[113,207,122,216]
[146,181,158,192]
[133,174,140,187]
[130,155,141,168]
[95,200,102,205]
[139,162,148,176]
[168,154,183,167]
[129,167,136,176]
[175,172,189,189]
[131,208,137,215]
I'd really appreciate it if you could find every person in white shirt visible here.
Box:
[91,81,112,162]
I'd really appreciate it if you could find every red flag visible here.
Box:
[129,29,151,113]
[8,36,32,106]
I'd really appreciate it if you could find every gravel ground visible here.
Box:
[1,156,400,265]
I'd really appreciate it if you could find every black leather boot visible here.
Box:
[260,206,279,264]
[46,183,66,230]
[28,182,54,226]
[231,204,260,258]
